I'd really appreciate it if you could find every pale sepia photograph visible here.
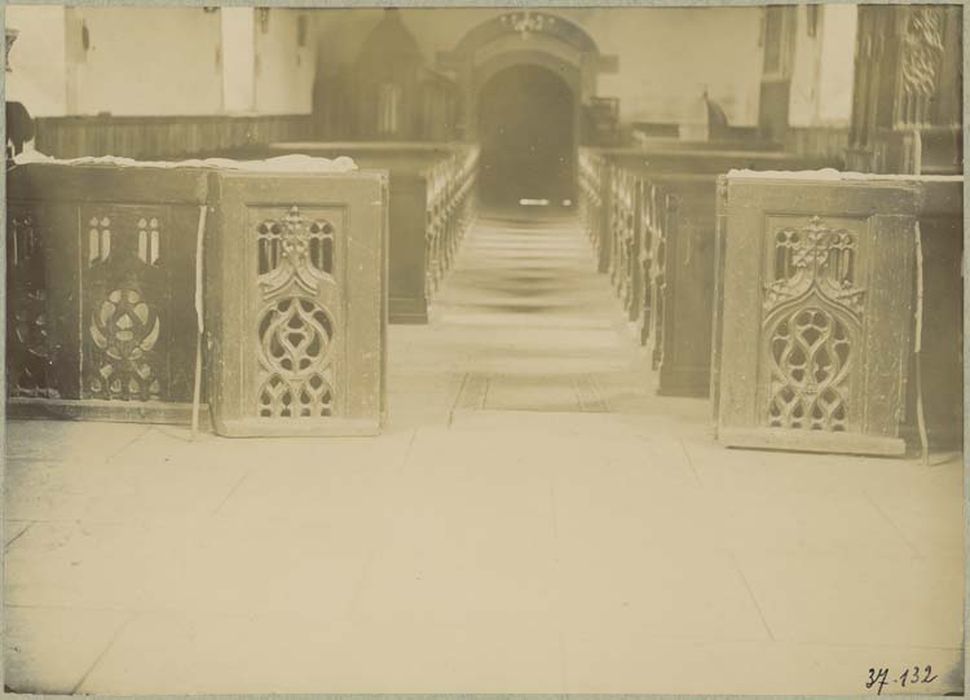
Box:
[1,1,965,696]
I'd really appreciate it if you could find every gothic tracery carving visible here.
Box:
[83,209,168,402]
[764,216,865,318]
[255,206,339,419]
[257,206,335,299]
[762,216,865,432]
[89,288,162,400]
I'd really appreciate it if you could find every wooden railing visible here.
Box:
[711,172,963,455]
[577,149,607,269]
[264,142,479,323]
[6,156,389,434]
[578,144,837,397]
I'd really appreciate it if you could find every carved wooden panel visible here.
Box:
[6,206,57,398]
[6,163,206,422]
[254,206,338,419]
[848,5,962,173]
[81,205,171,402]
[714,175,919,456]
[208,170,387,436]
[760,215,865,432]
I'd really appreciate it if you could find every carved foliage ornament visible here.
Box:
[500,11,555,40]
[900,7,945,99]
[90,288,161,400]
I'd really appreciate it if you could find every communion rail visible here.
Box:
[7,157,388,435]
[711,172,963,456]
[266,142,479,324]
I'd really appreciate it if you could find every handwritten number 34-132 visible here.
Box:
[866,666,938,694]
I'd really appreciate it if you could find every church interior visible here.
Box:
[3,4,965,695]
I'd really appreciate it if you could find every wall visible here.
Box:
[254,8,315,115]
[8,5,318,119]
[789,4,857,127]
[222,7,256,114]
[66,6,224,116]
[314,7,765,128]
[5,5,68,116]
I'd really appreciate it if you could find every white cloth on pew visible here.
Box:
[13,150,358,173]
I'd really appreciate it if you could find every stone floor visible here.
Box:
[4,209,965,695]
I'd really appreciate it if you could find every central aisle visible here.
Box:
[387,208,705,430]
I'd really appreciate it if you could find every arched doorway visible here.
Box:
[437,11,617,209]
[477,64,576,209]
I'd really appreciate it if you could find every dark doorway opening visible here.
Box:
[477,64,576,211]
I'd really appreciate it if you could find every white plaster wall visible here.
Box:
[574,7,763,127]
[817,5,857,125]
[67,6,223,116]
[789,4,857,127]
[221,7,255,114]
[5,5,69,116]
[254,9,315,115]
[316,7,765,127]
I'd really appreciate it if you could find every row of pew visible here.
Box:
[6,141,480,432]
[579,144,835,397]
[6,157,387,435]
[580,143,963,455]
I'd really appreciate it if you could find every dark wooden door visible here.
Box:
[477,64,575,209]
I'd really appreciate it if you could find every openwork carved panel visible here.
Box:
[6,208,57,398]
[82,208,170,402]
[766,307,852,431]
[762,216,866,432]
[257,297,335,418]
[764,216,865,318]
[257,206,335,297]
[255,205,340,419]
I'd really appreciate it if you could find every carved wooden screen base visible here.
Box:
[713,173,920,456]
[6,163,208,423]
[207,171,387,437]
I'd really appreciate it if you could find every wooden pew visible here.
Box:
[266,142,479,324]
[6,157,390,435]
[711,172,963,456]
[582,145,838,397]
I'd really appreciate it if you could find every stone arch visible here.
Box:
[438,10,616,139]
